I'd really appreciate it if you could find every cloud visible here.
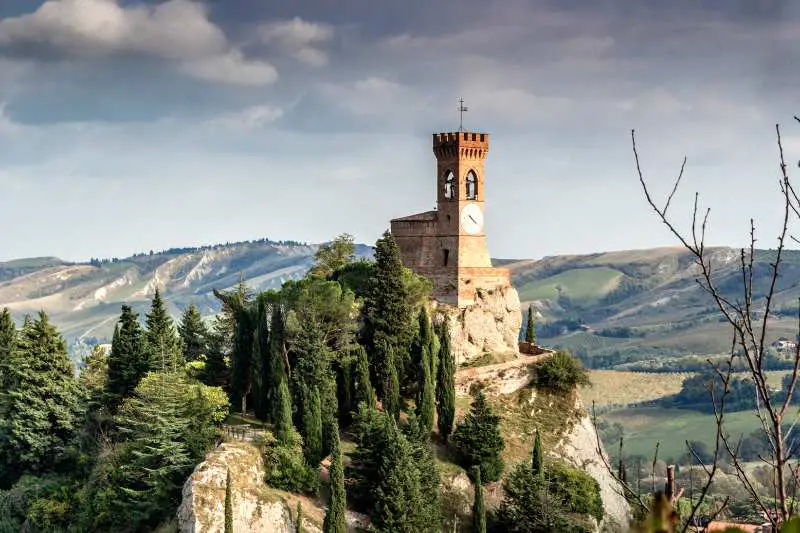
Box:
[206,104,284,130]
[0,0,277,86]
[318,77,425,119]
[257,17,333,66]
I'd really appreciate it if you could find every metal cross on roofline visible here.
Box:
[458,98,468,132]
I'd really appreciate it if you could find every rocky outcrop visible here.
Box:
[438,285,522,365]
[556,399,632,532]
[177,441,309,533]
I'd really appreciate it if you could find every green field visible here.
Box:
[601,406,765,460]
[517,267,623,303]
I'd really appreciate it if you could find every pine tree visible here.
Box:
[275,378,294,445]
[178,304,209,362]
[213,278,253,414]
[451,392,505,482]
[144,288,183,372]
[0,311,85,482]
[202,316,231,388]
[524,304,536,345]
[472,466,486,533]
[106,305,148,407]
[416,344,435,435]
[436,322,456,442]
[532,430,545,481]
[363,231,413,388]
[225,468,234,533]
[323,421,347,533]
[354,345,376,409]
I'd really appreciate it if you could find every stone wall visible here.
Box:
[437,285,522,365]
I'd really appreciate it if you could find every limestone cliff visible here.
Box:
[557,398,632,532]
[437,285,522,365]
[177,441,319,533]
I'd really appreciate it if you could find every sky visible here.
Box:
[2,0,800,262]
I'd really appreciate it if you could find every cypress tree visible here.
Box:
[532,430,545,481]
[202,316,231,388]
[296,502,304,533]
[451,392,505,483]
[214,279,253,414]
[436,322,456,442]
[381,340,401,421]
[0,308,15,393]
[0,311,85,482]
[225,468,234,533]
[524,304,536,345]
[275,378,294,445]
[323,421,347,533]
[144,288,183,372]
[354,345,376,409]
[417,344,435,435]
[268,304,288,421]
[250,299,270,421]
[106,305,147,407]
[301,383,323,464]
[472,466,486,533]
[363,231,413,387]
[178,303,208,362]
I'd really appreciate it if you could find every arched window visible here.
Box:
[444,170,455,199]
[466,170,478,200]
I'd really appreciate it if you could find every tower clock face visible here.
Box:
[460,203,484,235]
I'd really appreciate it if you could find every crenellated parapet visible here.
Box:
[432,131,490,160]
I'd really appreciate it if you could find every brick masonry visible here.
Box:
[390,131,510,307]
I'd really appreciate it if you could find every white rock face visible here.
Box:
[441,286,522,364]
[557,399,632,532]
[177,441,298,533]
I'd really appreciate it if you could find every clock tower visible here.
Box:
[391,130,510,307]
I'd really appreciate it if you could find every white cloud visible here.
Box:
[206,104,284,130]
[257,17,334,66]
[319,76,424,118]
[0,0,277,86]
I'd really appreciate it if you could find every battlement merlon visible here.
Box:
[432,131,490,159]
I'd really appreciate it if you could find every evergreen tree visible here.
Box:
[532,430,545,481]
[0,311,85,483]
[268,303,288,421]
[525,304,536,345]
[296,502,304,533]
[451,392,505,482]
[106,305,147,407]
[354,345,376,409]
[275,378,294,445]
[250,298,270,421]
[214,278,254,414]
[323,421,347,533]
[380,339,401,421]
[0,308,15,393]
[436,322,456,442]
[362,231,413,388]
[416,344,435,435]
[310,233,356,279]
[144,288,183,372]
[202,316,231,388]
[225,468,234,533]
[472,466,486,533]
[178,303,209,362]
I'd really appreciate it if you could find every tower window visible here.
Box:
[466,170,478,200]
[444,170,455,199]
[443,249,450,266]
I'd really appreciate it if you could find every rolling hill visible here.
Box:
[2,242,800,366]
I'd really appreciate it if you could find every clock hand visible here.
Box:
[469,215,478,224]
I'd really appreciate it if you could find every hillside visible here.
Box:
[3,243,800,364]
[0,239,372,345]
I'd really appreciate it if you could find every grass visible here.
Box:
[459,351,519,368]
[601,406,766,460]
[517,267,623,303]
[580,370,693,407]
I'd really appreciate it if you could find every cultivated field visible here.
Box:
[579,370,692,407]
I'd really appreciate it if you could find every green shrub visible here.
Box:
[263,430,319,495]
[534,351,591,393]
[548,461,604,523]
